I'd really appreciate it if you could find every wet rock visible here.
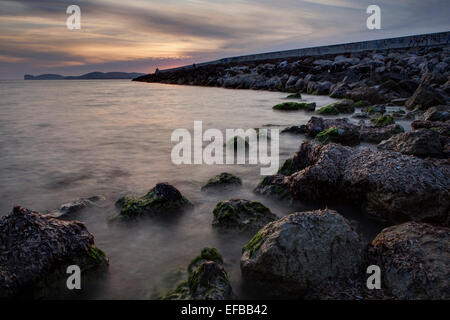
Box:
[163,248,232,300]
[0,206,108,298]
[405,84,446,110]
[287,142,449,225]
[329,82,348,98]
[353,100,371,108]
[370,115,394,127]
[212,199,277,232]
[366,104,386,115]
[421,105,450,122]
[332,99,355,113]
[358,124,405,143]
[286,92,302,99]
[378,129,444,158]
[347,86,386,104]
[411,120,450,137]
[281,125,306,134]
[253,174,292,200]
[316,104,340,115]
[201,173,242,191]
[304,116,404,144]
[116,183,192,219]
[316,126,360,146]
[367,222,450,300]
[240,209,363,297]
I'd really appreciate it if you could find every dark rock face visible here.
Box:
[163,248,232,300]
[405,84,446,110]
[115,183,192,219]
[0,206,108,298]
[421,105,450,122]
[346,86,386,104]
[367,222,450,300]
[358,124,405,143]
[283,142,449,225]
[411,119,450,136]
[333,99,355,113]
[240,209,363,298]
[201,173,242,191]
[212,199,277,232]
[378,129,445,158]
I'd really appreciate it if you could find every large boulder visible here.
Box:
[0,206,108,298]
[163,248,232,300]
[358,123,405,143]
[240,209,363,297]
[378,129,445,158]
[212,199,277,232]
[116,183,192,219]
[286,142,449,225]
[367,222,450,300]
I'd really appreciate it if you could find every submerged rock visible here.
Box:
[116,183,192,219]
[212,199,277,232]
[0,206,108,298]
[286,93,302,99]
[378,128,445,158]
[240,209,363,297]
[316,104,340,115]
[287,142,449,225]
[51,196,105,218]
[367,222,450,300]
[163,248,232,300]
[201,173,242,191]
[273,102,315,111]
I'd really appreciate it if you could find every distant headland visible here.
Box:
[24,71,145,80]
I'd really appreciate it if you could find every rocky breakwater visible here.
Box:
[0,206,108,298]
[134,45,449,109]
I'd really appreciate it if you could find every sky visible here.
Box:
[0,0,449,79]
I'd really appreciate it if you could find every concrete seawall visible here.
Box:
[160,31,450,73]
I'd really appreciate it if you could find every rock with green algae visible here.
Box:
[353,100,370,108]
[286,93,302,99]
[371,115,394,127]
[316,126,360,146]
[212,199,277,232]
[0,206,108,298]
[201,173,242,191]
[253,174,292,201]
[240,209,363,298]
[162,248,232,300]
[116,183,192,219]
[316,104,340,115]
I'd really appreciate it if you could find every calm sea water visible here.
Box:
[0,80,386,299]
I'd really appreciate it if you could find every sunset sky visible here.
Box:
[0,0,449,79]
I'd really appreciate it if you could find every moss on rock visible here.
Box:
[201,173,242,191]
[115,183,192,219]
[371,115,394,127]
[212,199,277,232]
[316,104,340,115]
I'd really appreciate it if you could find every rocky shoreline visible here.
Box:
[1,44,449,299]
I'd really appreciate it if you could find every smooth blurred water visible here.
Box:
[0,80,386,299]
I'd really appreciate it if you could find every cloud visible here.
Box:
[0,0,449,79]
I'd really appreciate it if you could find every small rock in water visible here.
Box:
[162,248,232,300]
[201,172,242,192]
[115,183,192,219]
[212,199,277,232]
